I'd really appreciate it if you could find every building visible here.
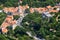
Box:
[1,16,17,33]
[42,12,52,18]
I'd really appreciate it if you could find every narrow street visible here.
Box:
[16,13,28,26]
[16,12,45,40]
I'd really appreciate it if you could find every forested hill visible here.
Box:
[0,0,60,8]
[0,0,18,7]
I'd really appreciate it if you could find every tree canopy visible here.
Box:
[22,12,60,40]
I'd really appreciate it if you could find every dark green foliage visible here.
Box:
[22,12,60,40]
[0,0,58,7]
[0,34,7,40]
[0,12,6,25]
[0,0,18,7]
[13,15,20,20]
[22,0,57,7]
[0,0,60,40]
[0,26,34,40]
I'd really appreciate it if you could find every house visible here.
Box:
[1,15,17,33]
[30,8,35,13]
[46,5,52,9]
[46,5,53,11]
[2,28,8,34]
[49,9,59,13]
[42,12,52,18]
[1,22,10,28]
[3,5,29,16]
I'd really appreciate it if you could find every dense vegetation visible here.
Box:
[22,0,60,7]
[0,0,60,8]
[0,0,18,7]
[0,0,60,40]
[0,26,34,40]
[13,15,20,20]
[22,12,60,40]
[0,12,6,25]
[0,12,60,40]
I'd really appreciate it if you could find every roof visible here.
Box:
[49,10,59,13]
[11,20,16,25]
[3,5,29,14]
[43,12,52,17]
[46,5,52,8]
[3,5,60,14]
[2,28,8,33]
[1,15,17,33]
[1,22,9,28]
[30,8,34,13]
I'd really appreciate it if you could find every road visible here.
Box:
[16,13,28,26]
[16,13,45,40]
[26,31,45,40]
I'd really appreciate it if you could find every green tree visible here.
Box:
[0,34,7,40]
[13,15,20,20]
[22,12,60,40]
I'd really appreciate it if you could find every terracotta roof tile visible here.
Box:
[47,5,52,8]
[1,22,9,28]
[2,28,8,33]
[11,20,16,25]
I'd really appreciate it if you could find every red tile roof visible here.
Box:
[2,28,8,33]
[1,16,16,33]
